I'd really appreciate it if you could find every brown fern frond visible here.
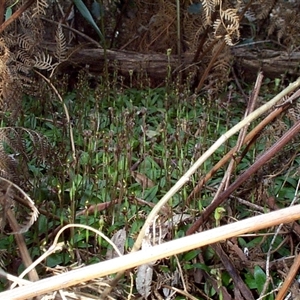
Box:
[55,23,67,63]
[0,128,28,160]
[213,18,223,36]
[214,8,240,45]
[203,42,232,95]
[4,33,20,48]
[145,1,177,52]
[32,0,48,18]
[0,127,51,183]
[17,34,35,51]
[0,249,7,268]
[256,0,276,20]
[267,3,300,48]
[34,52,57,71]
[0,39,22,120]
[202,0,217,23]
[11,61,31,75]
[0,10,45,113]
[16,50,34,67]
[0,177,39,234]
[0,126,51,232]
[0,151,20,184]
[183,12,207,51]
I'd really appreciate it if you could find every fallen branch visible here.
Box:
[2,205,300,299]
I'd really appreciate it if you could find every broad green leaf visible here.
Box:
[244,272,257,289]
[72,0,104,42]
[46,252,70,267]
[80,151,90,165]
[144,185,159,202]
[183,249,201,261]
[254,265,266,294]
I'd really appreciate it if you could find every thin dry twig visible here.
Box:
[15,223,123,285]
[261,177,300,299]
[212,243,254,300]
[186,101,291,205]
[41,17,101,48]
[0,177,39,283]
[0,268,30,286]
[212,72,263,203]
[275,253,300,300]
[6,208,39,282]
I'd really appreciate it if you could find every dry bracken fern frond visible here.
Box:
[202,0,217,23]
[0,177,39,234]
[32,0,48,18]
[0,127,51,177]
[256,0,276,20]
[11,61,31,75]
[16,50,34,67]
[17,34,35,52]
[0,249,7,268]
[55,23,67,63]
[0,127,50,233]
[34,52,57,71]
[0,39,22,120]
[213,8,240,45]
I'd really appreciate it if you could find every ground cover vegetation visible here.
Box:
[0,0,299,299]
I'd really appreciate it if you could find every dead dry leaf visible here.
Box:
[131,171,155,189]
[106,228,126,260]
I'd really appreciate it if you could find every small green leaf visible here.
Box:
[187,3,203,14]
[91,1,103,20]
[5,7,12,21]
[204,246,215,260]
[5,0,19,21]
[183,263,210,272]
[222,271,232,286]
